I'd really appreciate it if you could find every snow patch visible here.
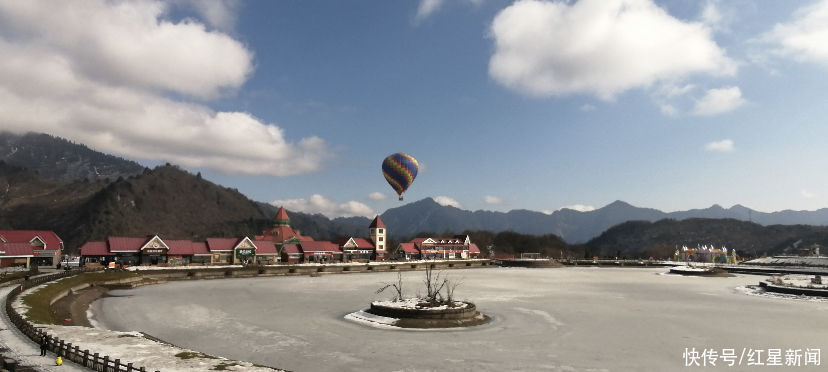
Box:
[514,307,564,329]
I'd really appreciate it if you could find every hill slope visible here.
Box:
[0,164,274,251]
[0,131,144,183]
[585,218,828,258]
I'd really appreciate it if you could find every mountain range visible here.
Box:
[377,197,828,243]
[2,131,828,256]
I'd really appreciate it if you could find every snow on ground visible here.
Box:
[4,281,282,372]
[769,275,828,289]
[0,285,87,372]
[371,298,468,310]
[668,266,712,272]
[124,259,490,271]
[744,256,828,267]
[90,267,828,371]
[736,285,828,303]
[343,310,400,330]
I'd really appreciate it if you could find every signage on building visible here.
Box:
[144,249,165,254]
[236,248,255,258]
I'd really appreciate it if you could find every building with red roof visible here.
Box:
[280,243,302,263]
[255,207,313,246]
[79,235,281,266]
[392,234,478,260]
[252,240,279,264]
[368,215,388,260]
[0,230,64,268]
[337,237,375,262]
[297,241,342,263]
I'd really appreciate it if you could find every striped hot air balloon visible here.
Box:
[382,153,419,201]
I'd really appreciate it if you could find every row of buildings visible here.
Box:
[78,207,480,266]
[0,230,64,268]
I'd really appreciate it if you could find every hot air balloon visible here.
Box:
[382,153,419,200]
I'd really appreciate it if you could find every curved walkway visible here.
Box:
[0,284,86,372]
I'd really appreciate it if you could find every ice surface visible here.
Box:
[90,267,828,371]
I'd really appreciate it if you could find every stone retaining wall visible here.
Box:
[134,260,494,281]
[368,302,479,320]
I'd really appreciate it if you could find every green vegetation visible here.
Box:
[21,271,138,324]
[212,362,240,370]
[175,351,218,360]
[0,270,32,285]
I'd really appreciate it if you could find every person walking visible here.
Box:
[39,334,48,356]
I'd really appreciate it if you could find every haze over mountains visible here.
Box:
[379,197,828,243]
[2,131,827,255]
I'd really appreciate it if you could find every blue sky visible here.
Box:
[1,0,827,217]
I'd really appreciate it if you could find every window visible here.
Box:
[378,228,383,234]
[379,237,384,242]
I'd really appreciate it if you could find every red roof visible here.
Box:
[0,242,35,257]
[107,237,151,252]
[338,237,375,250]
[398,242,418,254]
[79,241,113,256]
[299,241,342,253]
[166,240,195,255]
[258,225,312,244]
[191,242,211,255]
[206,237,240,252]
[281,243,301,255]
[253,240,277,254]
[469,243,480,254]
[0,230,63,251]
[275,207,290,221]
[369,215,386,228]
[351,238,375,249]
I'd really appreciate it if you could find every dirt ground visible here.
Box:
[50,286,109,327]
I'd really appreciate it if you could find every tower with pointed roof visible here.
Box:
[274,207,291,226]
[255,207,312,246]
[369,215,387,260]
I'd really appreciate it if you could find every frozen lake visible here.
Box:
[91,267,828,371]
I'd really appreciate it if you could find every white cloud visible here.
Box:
[488,0,736,100]
[484,195,503,205]
[415,0,482,21]
[692,86,745,116]
[560,204,596,212]
[705,139,735,152]
[801,190,816,199]
[699,1,722,28]
[434,196,462,208]
[175,0,240,32]
[0,0,329,176]
[762,0,828,67]
[271,194,374,218]
[658,103,678,117]
[368,192,388,201]
[579,104,596,112]
[416,0,445,21]
[659,83,696,98]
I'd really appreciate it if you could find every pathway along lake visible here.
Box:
[90,267,828,371]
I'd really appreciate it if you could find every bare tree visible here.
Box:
[445,277,463,304]
[423,265,449,303]
[376,272,405,300]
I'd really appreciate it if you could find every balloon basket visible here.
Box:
[398,196,403,201]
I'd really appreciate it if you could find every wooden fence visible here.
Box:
[4,270,160,372]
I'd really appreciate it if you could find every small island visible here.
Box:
[759,275,828,297]
[669,265,733,277]
[346,267,490,329]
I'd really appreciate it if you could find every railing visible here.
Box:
[4,269,160,372]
